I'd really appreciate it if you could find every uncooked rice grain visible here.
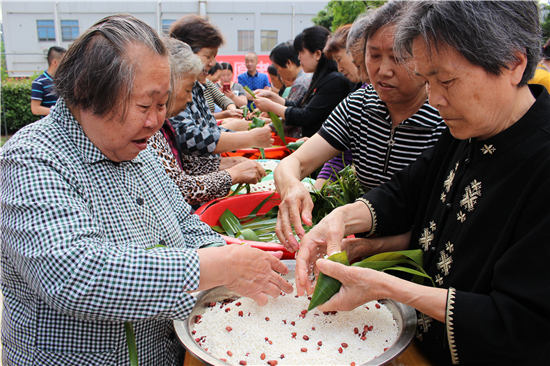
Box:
[192,279,398,366]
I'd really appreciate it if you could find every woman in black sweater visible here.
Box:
[254,26,354,137]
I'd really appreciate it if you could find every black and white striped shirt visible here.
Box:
[319,85,446,190]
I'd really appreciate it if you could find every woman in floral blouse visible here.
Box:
[149,38,266,206]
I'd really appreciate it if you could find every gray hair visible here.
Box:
[362,1,407,45]
[393,1,541,86]
[346,12,372,61]
[54,14,168,119]
[162,37,203,80]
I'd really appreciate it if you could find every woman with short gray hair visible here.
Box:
[0,14,293,366]
[294,1,550,365]
[149,37,266,206]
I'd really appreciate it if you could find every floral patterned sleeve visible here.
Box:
[149,131,233,205]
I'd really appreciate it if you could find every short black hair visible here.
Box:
[270,41,300,68]
[220,62,233,73]
[208,62,222,75]
[47,46,66,66]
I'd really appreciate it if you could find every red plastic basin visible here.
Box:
[195,192,295,259]
[221,136,298,160]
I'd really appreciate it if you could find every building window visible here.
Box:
[238,30,254,52]
[37,20,56,42]
[261,30,277,52]
[61,20,79,41]
[162,19,175,35]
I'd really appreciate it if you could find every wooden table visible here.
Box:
[184,339,434,366]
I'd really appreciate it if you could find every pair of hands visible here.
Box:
[225,158,266,185]
[251,89,282,114]
[274,180,403,311]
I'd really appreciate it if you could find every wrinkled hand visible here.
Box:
[218,110,244,119]
[274,183,313,252]
[248,125,274,148]
[219,156,248,170]
[254,89,277,100]
[314,259,386,312]
[253,97,276,113]
[226,160,266,184]
[294,208,348,296]
[225,245,294,306]
[221,118,249,131]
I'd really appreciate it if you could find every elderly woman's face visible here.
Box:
[412,39,527,140]
[366,25,425,106]
[76,47,170,162]
[332,49,360,83]
[170,75,196,118]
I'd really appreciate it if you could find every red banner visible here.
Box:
[215,55,272,83]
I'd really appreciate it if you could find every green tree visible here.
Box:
[312,1,386,32]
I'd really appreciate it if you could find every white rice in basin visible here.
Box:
[191,280,399,366]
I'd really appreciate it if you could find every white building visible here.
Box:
[2,0,328,77]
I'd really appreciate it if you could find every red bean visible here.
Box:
[351,363,356,366]
[265,317,270,321]
[260,353,266,360]
[312,327,316,331]
[338,347,343,354]
[303,335,309,340]
[317,341,322,346]
[375,303,381,309]
[220,358,226,362]
[226,326,232,332]
[301,348,307,352]
[280,354,285,359]
[383,347,388,351]
[238,311,244,317]
[354,327,359,334]
[342,343,348,348]
[268,340,273,345]
[227,351,233,356]
[235,302,241,306]
[239,361,247,365]
[268,361,278,366]
[301,309,307,314]
[361,336,366,341]
[291,321,295,326]
[192,330,196,335]
[291,332,297,339]
[282,320,287,324]
[368,326,374,331]
[225,308,230,312]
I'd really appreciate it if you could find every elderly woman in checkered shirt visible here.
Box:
[0,14,292,366]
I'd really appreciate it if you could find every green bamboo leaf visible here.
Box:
[125,322,139,366]
[381,266,435,286]
[220,209,243,237]
[237,228,261,241]
[362,250,424,267]
[229,183,245,197]
[286,140,305,152]
[308,251,349,311]
[210,225,225,234]
[243,85,256,99]
[260,148,266,159]
[242,106,249,118]
[267,111,287,146]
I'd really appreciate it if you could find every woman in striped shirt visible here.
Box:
[274,1,447,252]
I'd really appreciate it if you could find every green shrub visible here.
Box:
[1,77,41,134]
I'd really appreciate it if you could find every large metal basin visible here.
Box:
[175,260,417,366]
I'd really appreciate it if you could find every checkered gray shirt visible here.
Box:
[170,81,230,157]
[0,99,225,365]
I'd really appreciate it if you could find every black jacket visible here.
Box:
[284,70,353,137]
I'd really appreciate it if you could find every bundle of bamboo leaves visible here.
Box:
[308,250,435,310]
